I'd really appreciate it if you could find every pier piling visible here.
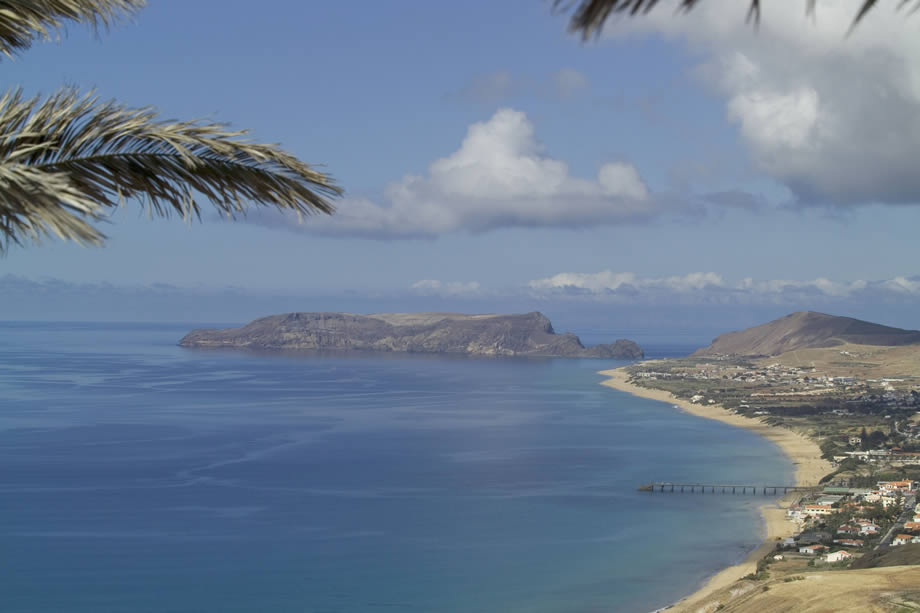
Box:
[638,482,808,495]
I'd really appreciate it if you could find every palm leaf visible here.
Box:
[556,0,917,38]
[0,0,145,57]
[0,87,341,247]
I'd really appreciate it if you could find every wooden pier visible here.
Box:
[638,482,814,495]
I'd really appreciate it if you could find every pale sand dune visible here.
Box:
[598,367,833,612]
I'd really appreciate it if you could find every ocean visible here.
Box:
[0,322,793,613]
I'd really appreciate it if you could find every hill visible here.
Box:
[693,311,920,357]
[179,312,644,359]
[850,543,920,569]
[672,565,920,613]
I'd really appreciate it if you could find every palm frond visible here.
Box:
[0,0,145,57]
[0,162,103,245]
[556,0,919,38]
[0,87,341,247]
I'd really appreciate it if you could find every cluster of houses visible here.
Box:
[893,485,920,547]
[784,480,918,563]
[635,362,869,389]
[631,360,920,415]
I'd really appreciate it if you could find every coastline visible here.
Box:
[598,366,833,612]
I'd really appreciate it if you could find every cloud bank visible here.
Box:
[528,270,920,305]
[609,1,920,207]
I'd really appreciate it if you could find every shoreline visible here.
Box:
[598,366,833,612]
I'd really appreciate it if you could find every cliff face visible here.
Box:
[179,311,643,359]
[693,311,920,357]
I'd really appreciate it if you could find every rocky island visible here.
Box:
[179,311,643,359]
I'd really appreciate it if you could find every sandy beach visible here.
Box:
[598,366,833,612]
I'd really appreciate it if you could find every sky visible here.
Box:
[4,0,920,335]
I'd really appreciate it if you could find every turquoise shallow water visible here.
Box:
[0,322,793,613]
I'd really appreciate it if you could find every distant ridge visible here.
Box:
[692,311,920,357]
[179,311,644,359]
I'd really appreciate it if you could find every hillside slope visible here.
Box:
[693,311,920,357]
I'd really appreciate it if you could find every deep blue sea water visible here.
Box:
[0,322,793,613]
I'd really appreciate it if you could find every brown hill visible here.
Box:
[179,311,644,359]
[693,311,920,357]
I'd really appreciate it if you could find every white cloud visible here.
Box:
[528,270,920,303]
[606,1,920,206]
[277,108,672,238]
[881,276,920,294]
[410,279,481,296]
[529,271,725,293]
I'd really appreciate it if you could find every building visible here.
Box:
[892,534,918,546]
[890,452,920,466]
[825,550,852,563]
[864,491,899,508]
[833,538,864,548]
[799,544,827,555]
[848,436,862,446]
[844,450,891,463]
[802,504,835,517]
[878,480,916,493]
[904,522,920,533]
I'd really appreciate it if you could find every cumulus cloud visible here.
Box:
[258,108,685,238]
[608,1,920,206]
[528,270,920,304]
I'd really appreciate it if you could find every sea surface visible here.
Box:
[0,322,793,613]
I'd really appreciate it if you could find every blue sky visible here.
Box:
[4,1,920,332]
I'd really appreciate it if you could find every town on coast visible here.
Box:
[599,312,920,612]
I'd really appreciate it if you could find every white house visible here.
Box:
[802,504,835,517]
[799,544,826,555]
[825,551,852,563]
[857,523,880,536]
[864,492,899,508]
[878,480,916,494]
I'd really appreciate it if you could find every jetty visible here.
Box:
[639,482,815,495]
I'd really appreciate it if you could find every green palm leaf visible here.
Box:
[0,87,341,247]
[0,0,145,57]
